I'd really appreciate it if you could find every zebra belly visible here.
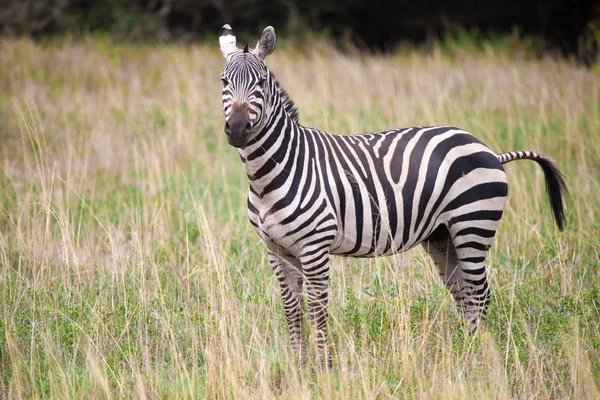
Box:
[328,212,430,258]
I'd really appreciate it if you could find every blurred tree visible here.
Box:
[0,0,597,61]
[0,0,69,35]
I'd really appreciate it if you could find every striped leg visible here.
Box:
[451,232,492,332]
[424,225,491,332]
[268,250,307,363]
[449,211,501,332]
[424,228,464,306]
[301,251,332,369]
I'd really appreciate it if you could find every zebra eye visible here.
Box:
[221,78,229,86]
[257,77,266,86]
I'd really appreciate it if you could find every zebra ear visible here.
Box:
[219,24,238,60]
[253,26,276,61]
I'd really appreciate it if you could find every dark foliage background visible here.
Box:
[0,0,598,60]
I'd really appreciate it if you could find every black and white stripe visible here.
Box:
[218,25,567,367]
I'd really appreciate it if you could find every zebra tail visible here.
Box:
[497,151,568,231]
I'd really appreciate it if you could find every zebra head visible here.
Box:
[219,24,277,148]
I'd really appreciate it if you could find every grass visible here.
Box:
[0,35,599,398]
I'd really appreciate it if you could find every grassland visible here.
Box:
[0,35,599,399]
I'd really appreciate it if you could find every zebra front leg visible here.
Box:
[268,250,307,364]
[301,251,332,369]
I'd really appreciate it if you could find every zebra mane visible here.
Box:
[271,74,299,124]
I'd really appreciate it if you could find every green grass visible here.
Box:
[0,36,599,398]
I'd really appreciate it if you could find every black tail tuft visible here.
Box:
[499,151,568,231]
[535,155,568,231]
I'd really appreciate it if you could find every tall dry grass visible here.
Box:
[0,36,599,398]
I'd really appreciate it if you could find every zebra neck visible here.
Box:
[239,103,303,195]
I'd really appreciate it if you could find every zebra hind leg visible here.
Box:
[268,250,307,364]
[452,227,492,333]
[423,225,491,333]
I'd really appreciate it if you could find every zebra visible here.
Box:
[218,24,567,367]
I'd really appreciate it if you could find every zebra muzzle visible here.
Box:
[225,106,252,148]
[224,120,252,148]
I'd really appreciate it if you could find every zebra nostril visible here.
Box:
[245,122,252,131]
